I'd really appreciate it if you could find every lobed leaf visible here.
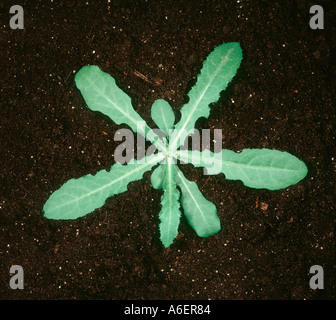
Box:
[75,65,145,133]
[75,65,165,152]
[43,153,164,220]
[158,159,181,248]
[170,42,243,151]
[177,148,308,190]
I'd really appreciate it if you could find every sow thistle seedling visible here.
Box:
[43,42,308,248]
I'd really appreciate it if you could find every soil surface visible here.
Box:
[1,0,335,300]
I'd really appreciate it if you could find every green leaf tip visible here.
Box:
[43,42,308,248]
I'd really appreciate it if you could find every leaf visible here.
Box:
[158,159,181,248]
[75,65,145,133]
[177,148,308,190]
[151,99,175,137]
[175,167,221,237]
[151,164,165,190]
[170,42,242,151]
[44,153,164,220]
[75,65,166,152]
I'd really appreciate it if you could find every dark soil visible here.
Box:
[1,0,335,300]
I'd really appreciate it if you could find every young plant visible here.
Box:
[43,42,308,248]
